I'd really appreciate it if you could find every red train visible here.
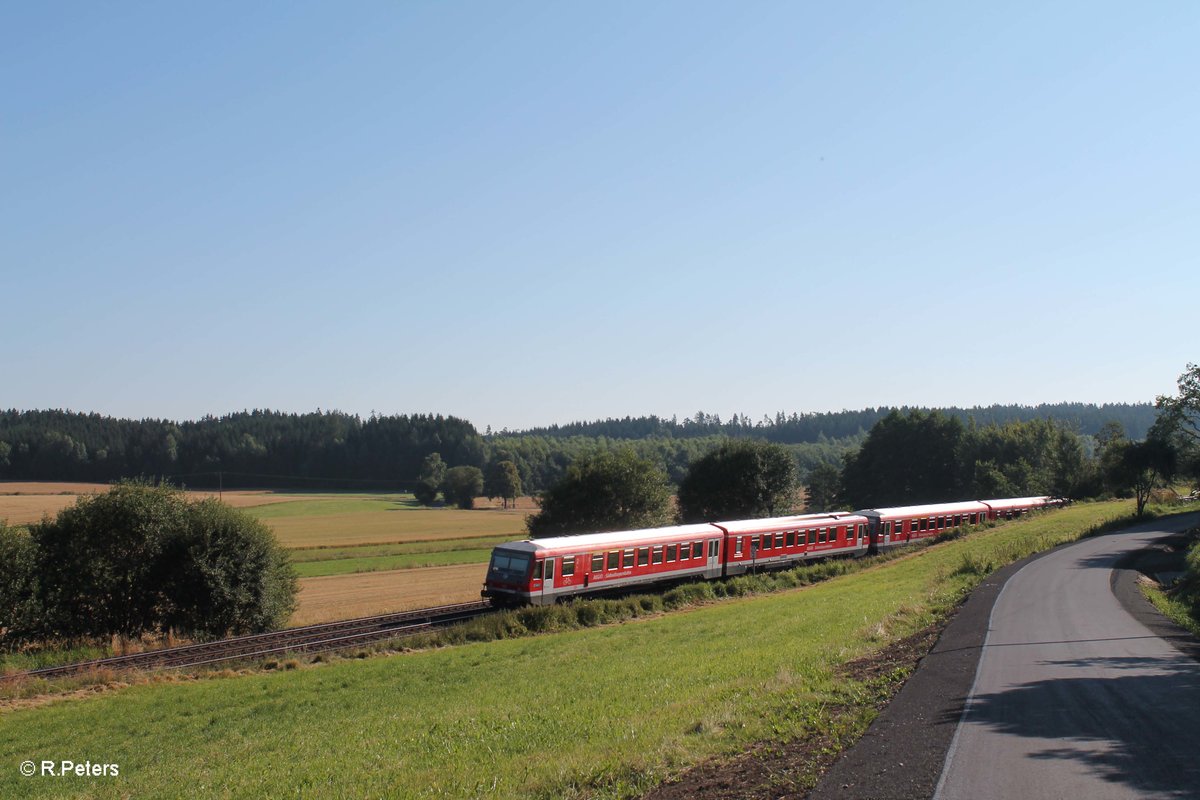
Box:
[482,496,1063,605]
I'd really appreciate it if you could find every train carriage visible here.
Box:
[483,523,724,606]
[715,512,870,575]
[856,501,992,549]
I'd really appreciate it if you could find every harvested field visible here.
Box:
[264,508,528,548]
[0,482,308,524]
[291,563,489,625]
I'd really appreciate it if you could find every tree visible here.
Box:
[526,449,672,537]
[442,466,484,510]
[839,410,968,508]
[414,452,446,506]
[1105,438,1176,517]
[1156,363,1200,445]
[0,521,41,645]
[30,482,298,641]
[803,462,841,512]
[33,482,191,639]
[677,439,798,522]
[162,499,297,637]
[484,460,522,508]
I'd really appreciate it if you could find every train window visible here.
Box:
[652,547,664,565]
[607,551,619,570]
[592,553,604,572]
[786,531,795,547]
[637,548,649,567]
[693,541,704,559]
[533,560,544,580]
[678,544,689,561]
[734,537,743,557]
[708,540,719,558]
[807,530,816,545]
[969,513,977,524]
[883,522,892,537]
[859,523,868,540]
[775,533,784,548]
[562,557,575,577]
[544,560,555,581]
[818,528,826,543]
[667,544,677,562]
[623,549,635,568]
[761,535,771,551]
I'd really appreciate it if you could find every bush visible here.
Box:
[27,482,297,642]
[0,521,42,645]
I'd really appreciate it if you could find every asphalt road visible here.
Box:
[935,515,1200,800]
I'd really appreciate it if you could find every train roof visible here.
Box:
[713,512,865,534]
[856,500,991,519]
[980,496,1052,510]
[493,522,723,554]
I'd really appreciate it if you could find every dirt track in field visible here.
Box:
[291,563,489,626]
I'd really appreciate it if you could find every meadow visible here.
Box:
[0,500,1139,798]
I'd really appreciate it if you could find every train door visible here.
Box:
[540,558,555,605]
[707,539,720,576]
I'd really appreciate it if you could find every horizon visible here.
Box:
[4,3,1196,431]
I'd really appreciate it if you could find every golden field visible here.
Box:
[291,563,490,625]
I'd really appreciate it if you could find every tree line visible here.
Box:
[0,403,1158,495]
[505,403,1158,443]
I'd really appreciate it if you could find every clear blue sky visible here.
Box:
[3,2,1196,431]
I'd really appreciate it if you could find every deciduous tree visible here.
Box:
[677,440,798,522]
[414,452,446,506]
[526,449,672,536]
[442,466,484,510]
[484,460,522,508]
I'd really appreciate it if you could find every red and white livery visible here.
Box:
[483,495,1063,606]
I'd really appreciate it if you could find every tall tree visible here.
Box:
[1105,438,1176,516]
[839,410,968,508]
[441,466,484,510]
[1156,363,1200,445]
[803,462,842,512]
[677,439,798,522]
[414,452,447,506]
[484,460,522,508]
[526,449,672,537]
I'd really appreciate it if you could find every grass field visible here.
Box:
[0,501,1138,798]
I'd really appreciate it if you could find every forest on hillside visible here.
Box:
[0,403,1158,493]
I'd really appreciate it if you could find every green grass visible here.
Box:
[287,535,512,562]
[247,493,419,520]
[0,500,1138,799]
[293,548,496,577]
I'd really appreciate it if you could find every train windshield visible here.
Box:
[488,549,532,581]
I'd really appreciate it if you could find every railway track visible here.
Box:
[5,601,494,681]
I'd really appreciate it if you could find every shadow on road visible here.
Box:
[959,655,1200,798]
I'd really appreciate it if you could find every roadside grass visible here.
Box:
[1142,524,1200,638]
[0,500,1141,799]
